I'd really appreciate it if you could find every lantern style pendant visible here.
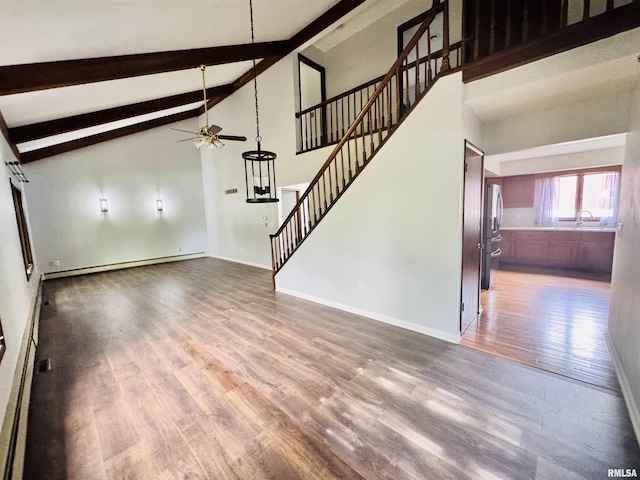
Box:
[243,141,278,203]
[242,0,279,204]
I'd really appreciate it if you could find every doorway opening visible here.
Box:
[461,154,622,391]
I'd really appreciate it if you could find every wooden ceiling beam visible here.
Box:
[0,42,289,95]
[16,0,367,161]
[0,110,21,162]
[289,0,365,48]
[10,85,232,143]
[20,110,197,164]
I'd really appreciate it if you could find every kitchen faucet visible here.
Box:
[576,210,593,226]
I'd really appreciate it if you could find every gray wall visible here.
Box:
[22,119,207,274]
[608,77,640,439]
[276,74,473,342]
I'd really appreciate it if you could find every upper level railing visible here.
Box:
[296,9,463,154]
[272,1,454,275]
[463,0,639,80]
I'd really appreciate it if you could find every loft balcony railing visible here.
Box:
[297,0,639,150]
[463,0,640,80]
[296,31,463,154]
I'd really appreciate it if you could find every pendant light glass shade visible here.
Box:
[243,143,278,203]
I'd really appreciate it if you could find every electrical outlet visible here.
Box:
[358,282,364,291]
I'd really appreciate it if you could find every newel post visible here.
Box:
[442,0,451,71]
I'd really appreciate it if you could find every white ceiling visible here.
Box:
[0,0,383,154]
[465,27,640,123]
[0,1,337,64]
[2,1,639,159]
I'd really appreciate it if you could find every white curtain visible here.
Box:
[599,171,620,226]
[534,177,559,226]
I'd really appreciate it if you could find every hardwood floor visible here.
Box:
[461,268,620,392]
[24,258,639,479]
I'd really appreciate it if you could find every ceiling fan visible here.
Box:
[172,65,247,149]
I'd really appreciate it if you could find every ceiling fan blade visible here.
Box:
[177,137,202,142]
[209,125,223,134]
[218,135,247,142]
[171,127,200,135]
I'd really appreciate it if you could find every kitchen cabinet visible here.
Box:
[501,229,614,274]
[501,175,535,208]
[499,231,512,261]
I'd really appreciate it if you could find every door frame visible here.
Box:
[460,140,485,333]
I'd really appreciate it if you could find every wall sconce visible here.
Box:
[99,198,109,212]
[156,199,164,212]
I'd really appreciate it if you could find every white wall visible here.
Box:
[498,145,625,177]
[276,73,467,342]
[0,134,39,448]
[323,0,436,97]
[608,78,640,440]
[22,119,207,274]
[482,93,631,155]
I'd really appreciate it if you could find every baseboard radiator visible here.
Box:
[0,281,41,480]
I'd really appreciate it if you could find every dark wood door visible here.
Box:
[460,141,484,334]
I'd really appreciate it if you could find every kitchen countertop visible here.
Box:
[501,226,617,232]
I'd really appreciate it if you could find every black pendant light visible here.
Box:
[243,0,279,203]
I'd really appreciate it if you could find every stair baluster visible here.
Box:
[271,1,452,278]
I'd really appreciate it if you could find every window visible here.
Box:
[534,168,621,226]
[10,181,34,280]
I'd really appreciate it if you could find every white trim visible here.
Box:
[0,276,42,480]
[276,286,461,344]
[208,255,272,271]
[42,253,206,280]
[606,330,640,444]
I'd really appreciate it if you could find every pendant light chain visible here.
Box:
[199,65,210,128]
[242,0,278,204]
[249,0,261,144]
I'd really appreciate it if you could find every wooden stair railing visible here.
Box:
[271,0,454,280]
[295,36,463,154]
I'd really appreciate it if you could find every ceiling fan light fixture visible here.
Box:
[172,66,246,149]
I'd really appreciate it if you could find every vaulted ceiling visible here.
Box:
[0,0,375,163]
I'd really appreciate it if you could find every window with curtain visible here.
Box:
[534,169,620,226]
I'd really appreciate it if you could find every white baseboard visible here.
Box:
[0,276,42,480]
[276,286,461,344]
[208,255,272,271]
[606,330,640,444]
[42,253,206,280]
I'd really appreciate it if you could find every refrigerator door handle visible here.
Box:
[497,190,504,230]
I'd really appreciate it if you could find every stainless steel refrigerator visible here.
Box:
[481,184,503,290]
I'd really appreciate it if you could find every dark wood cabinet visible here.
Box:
[501,229,614,274]
[499,231,512,261]
[501,175,535,208]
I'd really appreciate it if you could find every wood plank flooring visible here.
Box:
[23,258,639,479]
[461,268,620,392]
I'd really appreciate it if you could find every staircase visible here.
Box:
[270,0,638,284]
[270,1,457,280]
